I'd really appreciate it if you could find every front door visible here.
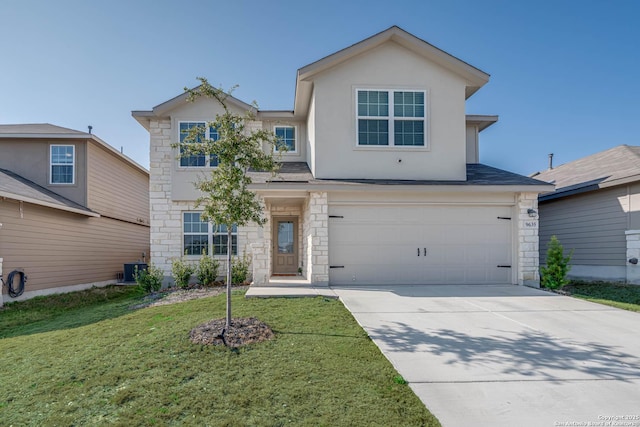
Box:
[273,217,298,274]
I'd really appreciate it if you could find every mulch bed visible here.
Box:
[190,316,275,347]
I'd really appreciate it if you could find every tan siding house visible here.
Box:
[133,26,552,288]
[534,145,640,283]
[0,124,150,304]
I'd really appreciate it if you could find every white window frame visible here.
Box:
[182,212,238,257]
[355,88,428,149]
[273,125,297,154]
[49,144,75,184]
[177,121,219,168]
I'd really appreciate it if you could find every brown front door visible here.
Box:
[273,217,298,274]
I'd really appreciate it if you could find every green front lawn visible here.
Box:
[563,281,640,312]
[0,287,439,426]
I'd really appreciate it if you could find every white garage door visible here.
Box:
[328,204,513,285]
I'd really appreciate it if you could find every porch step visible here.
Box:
[245,285,338,299]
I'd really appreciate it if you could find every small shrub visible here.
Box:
[231,252,251,285]
[196,251,220,286]
[171,257,194,289]
[393,375,407,385]
[540,235,573,289]
[134,264,164,293]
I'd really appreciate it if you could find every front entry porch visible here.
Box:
[249,191,329,287]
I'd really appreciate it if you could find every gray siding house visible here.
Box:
[533,145,640,283]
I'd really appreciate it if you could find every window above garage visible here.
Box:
[356,89,427,147]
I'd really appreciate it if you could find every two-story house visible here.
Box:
[0,124,150,304]
[133,26,552,288]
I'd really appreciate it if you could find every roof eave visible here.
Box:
[466,115,499,132]
[539,174,640,202]
[249,182,554,193]
[0,191,100,217]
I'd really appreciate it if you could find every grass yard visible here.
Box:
[563,281,640,312]
[0,287,439,426]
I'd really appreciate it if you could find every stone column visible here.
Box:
[149,119,175,280]
[308,192,329,286]
[250,242,268,286]
[517,192,541,287]
[625,230,640,284]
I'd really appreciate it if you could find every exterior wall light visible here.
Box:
[527,208,537,218]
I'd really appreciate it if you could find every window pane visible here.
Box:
[394,91,424,118]
[357,90,389,117]
[358,119,389,145]
[51,165,73,183]
[51,146,73,164]
[394,120,424,146]
[180,122,206,167]
[275,126,295,151]
[277,221,294,254]
[184,235,208,256]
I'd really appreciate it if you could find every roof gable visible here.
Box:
[132,86,256,130]
[293,26,490,116]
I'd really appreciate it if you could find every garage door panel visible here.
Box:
[329,204,512,285]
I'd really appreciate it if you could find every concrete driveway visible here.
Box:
[333,285,640,427]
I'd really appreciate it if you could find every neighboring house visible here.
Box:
[0,124,150,305]
[532,145,640,283]
[133,26,552,287]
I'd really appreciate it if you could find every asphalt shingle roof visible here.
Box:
[532,145,640,199]
[0,123,90,136]
[249,162,550,187]
[0,168,95,215]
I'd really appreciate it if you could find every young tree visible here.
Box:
[174,77,282,334]
[540,235,573,289]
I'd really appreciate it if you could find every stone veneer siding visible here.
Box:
[625,230,640,284]
[517,192,541,287]
[149,118,260,283]
[303,192,329,285]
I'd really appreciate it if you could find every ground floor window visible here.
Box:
[183,212,237,256]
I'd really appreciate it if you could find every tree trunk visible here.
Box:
[226,226,232,330]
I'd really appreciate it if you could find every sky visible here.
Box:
[1,0,639,176]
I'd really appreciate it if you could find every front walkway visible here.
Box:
[245,277,337,298]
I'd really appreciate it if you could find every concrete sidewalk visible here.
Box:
[334,284,640,427]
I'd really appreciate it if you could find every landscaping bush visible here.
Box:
[172,257,194,289]
[134,263,164,293]
[196,251,220,286]
[540,235,573,289]
[231,253,251,284]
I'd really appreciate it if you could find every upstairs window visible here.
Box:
[274,126,296,152]
[357,89,426,147]
[50,145,75,184]
[179,122,219,167]
[183,212,237,256]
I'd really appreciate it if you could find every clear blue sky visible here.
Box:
[1,0,638,176]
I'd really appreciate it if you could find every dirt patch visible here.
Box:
[190,317,274,347]
[130,285,249,309]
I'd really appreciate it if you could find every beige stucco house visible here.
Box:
[133,26,552,288]
[533,145,640,284]
[0,124,150,304]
